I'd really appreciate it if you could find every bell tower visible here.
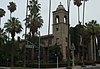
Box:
[52,2,69,60]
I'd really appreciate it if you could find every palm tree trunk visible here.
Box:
[82,0,86,64]
[47,0,51,63]
[11,36,14,67]
[8,12,12,41]
[92,34,96,61]
[67,0,71,67]
[0,18,1,28]
[82,0,85,25]
[10,12,12,19]
[78,7,80,24]
[91,35,93,60]
[23,0,28,67]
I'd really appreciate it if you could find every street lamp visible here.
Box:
[55,54,58,68]
[7,58,9,67]
[37,31,40,69]
[71,43,75,69]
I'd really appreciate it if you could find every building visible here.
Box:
[41,3,69,61]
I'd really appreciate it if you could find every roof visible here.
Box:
[56,2,65,11]
[41,34,54,39]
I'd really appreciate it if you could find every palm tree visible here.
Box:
[73,0,82,23]
[81,0,88,25]
[81,0,88,64]
[7,2,16,41]
[0,8,6,27]
[4,17,22,41]
[70,23,84,61]
[47,0,51,63]
[24,0,43,64]
[85,20,100,61]
[27,0,43,36]
[4,17,22,66]
[7,2,16,19]
[0,28,7,46]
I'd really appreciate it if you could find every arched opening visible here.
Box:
[56,15,59,23]
[64,16,67,23]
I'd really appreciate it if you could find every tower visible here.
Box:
[52,2,68,60]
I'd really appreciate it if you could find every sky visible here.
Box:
[0,0,100,38]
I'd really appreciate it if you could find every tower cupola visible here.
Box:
[56,2,65,11]
[53,2,68,24]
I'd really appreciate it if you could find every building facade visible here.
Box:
[41,3,69,61]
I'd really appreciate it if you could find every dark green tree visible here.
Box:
[27,0,43,36]
[7,2,16,18]
[4,17,22,66]
[70,23,84,61]
[24,0,43,63]
[49,43,63,62]
[85,20,100,61]
[0,8,6,27]
[73,0,82,23]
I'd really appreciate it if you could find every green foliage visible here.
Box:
[4,17,23,40]
[70,23,84,53]
[49,43,63,61]
[0,8,6,17]
[74,0,82,7]
[85,20,100,35]
[26,0,43,36]
[7,2,16,13]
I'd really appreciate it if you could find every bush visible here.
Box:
[26,62,67,68]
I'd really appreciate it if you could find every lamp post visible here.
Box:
[55,54,58,68]
[71,43,75,69]
[7,58,9,67]
[37,31,40,69]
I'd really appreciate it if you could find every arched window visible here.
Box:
[56,15,59,23]
[64,16,67,23]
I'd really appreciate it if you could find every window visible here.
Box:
[56,15,59,23]
[56,28,59,31]
[56,38,59,44]
[64,16,67,23]
[66,37,68,42]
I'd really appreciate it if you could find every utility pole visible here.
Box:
[55,54,58,69]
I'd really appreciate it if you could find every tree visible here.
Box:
[4,17,22,66]
[73,0,82,23]
[27,0,43,36]
[49,43,63,61]
[7,2,16,41]
[81,0,88,25]
[7,2,16,18]
[0,28,7,46]
[25,0,43,63]
[85,20,100,61]
[70,23,84,61]
[4,17,22,41]
[0,8,6,27]
[0,28,8,66]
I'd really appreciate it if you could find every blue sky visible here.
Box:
[0,0,100,38]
